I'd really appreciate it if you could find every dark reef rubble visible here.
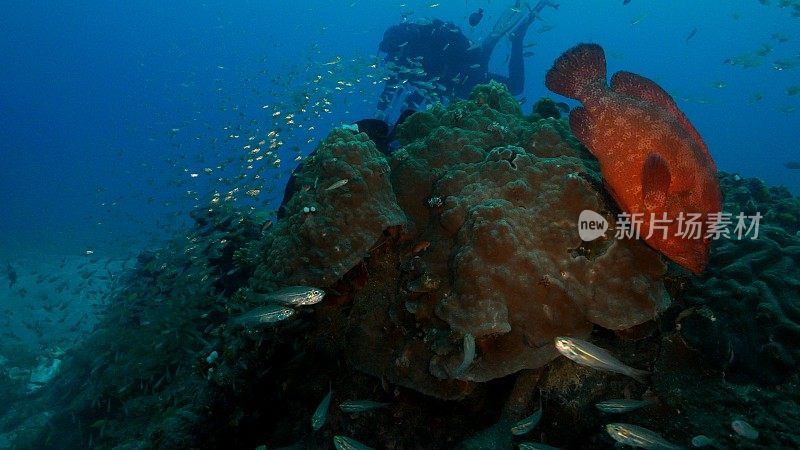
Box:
[2,83,800,449]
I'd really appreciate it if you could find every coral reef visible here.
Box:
[324,81,665,395]
[677,173,800,385]
[239,80,670,398]
[5,83,800,450]
[718,172,800,234]
[530,97,563,120]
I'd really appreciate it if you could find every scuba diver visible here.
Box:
[278,1,559,219]
[376,1,558,119]
[6,262,17,289]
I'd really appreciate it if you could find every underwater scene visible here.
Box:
[2,1,800,449]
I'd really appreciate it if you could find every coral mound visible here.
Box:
[268,81,670,396]
[253,129,407,288]
[680,173,800,385]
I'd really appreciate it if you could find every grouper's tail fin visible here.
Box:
[545,43,606,101]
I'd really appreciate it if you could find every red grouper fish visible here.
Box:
[545,43,722,274]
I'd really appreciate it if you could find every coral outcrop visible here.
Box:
[263,81,670,396]
[678,173,800,385]
[251,129,407,288]
[10,82,800,450]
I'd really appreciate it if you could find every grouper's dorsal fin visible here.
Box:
[611,71,714,169]
[642,153,670,212]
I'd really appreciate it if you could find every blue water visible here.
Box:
[1,0,798,257]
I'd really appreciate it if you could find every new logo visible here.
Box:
[578,210,609,241]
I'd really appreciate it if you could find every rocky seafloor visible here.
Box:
[1,83,799,449]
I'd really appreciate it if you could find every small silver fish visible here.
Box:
[605,423,682,450]
[231,305,295,327]
[518,442,563,450]
[731,419,759,440]
[452,333,475,378]
[311,386,333,431]
[595,398,653,413]
[325,179,349,191]
[252,286,325,306]
[339,400,388,413]
[554,336,650,383]
[511,399,543,436]
[691,435,716,447]
[333,435,374,450]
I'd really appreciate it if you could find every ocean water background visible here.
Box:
[1,0,798,259]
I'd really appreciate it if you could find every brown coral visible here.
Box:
[252,129,407,288]
[389,139,667,384]
[263,83,669,397]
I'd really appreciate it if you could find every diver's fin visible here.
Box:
[642,153,670,212]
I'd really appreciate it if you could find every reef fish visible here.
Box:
[685,27,698,43]
[545,43,722,274]
[519,443,563,450]
[333,435,375,450]
[511,398,543,435]
[325,178,349,191]
[606,423,682,449]
[554,336,649,383]
[784,161,800,169]
[469,8,484,26]
[339,399,389,413]
[731,419,759,440]
[452,332,476,378]
[691,435,716,447]
[311,386,333,431]
[252,286,325,306]
[595,398,653,413]
[231,305,295,327]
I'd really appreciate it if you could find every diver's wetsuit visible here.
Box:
[377,19,471,112]
[377,6,536,115]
